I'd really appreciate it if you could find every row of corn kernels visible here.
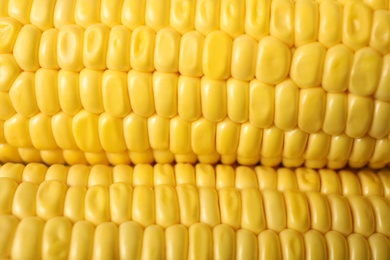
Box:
[2,17,390,88]
[2,215,389,259]
[1,114,390,168]
[1,163,389,197]
[2,172,390,238]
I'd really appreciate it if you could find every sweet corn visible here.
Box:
[0,163,389,259]
[0,0,389,168]
[1,0,390,258]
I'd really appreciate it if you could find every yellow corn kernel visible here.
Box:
[245,0,270,40]
[274,79,298,130]
[235,166,257,190]
[85,185,110,225]
[280,229,305,259]
[325,231,348,259]
[73,110,102,153]
[304,230,327,260]
[0,215,18,258]
[346,95,374,139]
[8,0,33,25]
[188,223,212,260]
[241,188,266,234]
[201,77,226,122]
[0,17,22,53]
[179,31,204,77]
[100,0,123,28]
[13,24,41,72]
[295,0,319,46]
[226,78,249,124]
[306,192,331,233]
[328,194,353,236]
[165,224,188,259]
[0,92,15,120]
[153,72,178,118]
[342,1,372,51]
[102,70,130,118]
[154,27,180,73]
[29,113,58,150]
[177,76,201,121]
[262,189,286,232]
[92,222,118,259]
[42,217,72,260]
[4,114,32,147]
[57,25,84,72]
[270,0,294,46]
[220,0,245,38]
[36,180,67,220]
[370,10,390,54]
[191,118,215,155]
[130,26,155,72]
[51,112,78,150]
[74,0,101,29]
[290,42,326,88]
[69,221,94,259]
[249,80,274,128]
[30,0,56,31]
[0,54,21,92]
[119,221,143,259]
[348,233,370,260]
[132,185,155,227]
[38,28,59,69]
[64,186,86,222]
[347,195,375,237]
[121,0,145,30]
[236,229,258,259]
[83,23,109,70]
[53,0,76,29]
[170,0,195,34]
[127,71,154,117]
[213,224,235,259]
[258,230,282,260]
[298,87,326,133]
[0,177,17,214]
[106,25,131,71]
[231,35,257,81]
[195,0,220,35]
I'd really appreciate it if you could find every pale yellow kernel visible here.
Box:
[258,230,282,260]
[132,164,153,187]
[236,229,258,259]
[165,225,188,259]
[53,0,76,29]
[42,217,72,260]
[175,184,199,226]
[295,0,318,46]
[101,0,123,28]
[305,131,331,162]
[346,95,374,138]
[216,118,239,155]
[35,69,60,115]
[179,31,204,77]
[347,195,375,237]
[274,79,298,130]
[296,168,320,192]
[370,138,390,165]
[191,118,216,155]
[39,28,59,69]
[102,70,130,118]
[348,233,370,260]
[170,116,192,155]
[0,177,17,214]
[74,0,101,29]
[177,76,201,121]
[283,128,308,161]
[22,163,46,184]
[57,25,84,72]
[369,101,390,138]
[36,180,67,220]
[112,165,133,185]
[358,169,384,196]
[219,188,241,229]
[93,223,119,260]
[58,70,81,115]
[141,225,165,259]
[132,185,155,227]
[106,25,131,71]
[73,110,102,153]
[343,1,373,50]
[0,54,21,92]
[220,0,245,38]
[231,34,257,81]
[368,196,390,236]
[350,47,382,97]
[147,115,169,151]
[184,224,212,260]
[203,30,232,80]
[88,165,112,187]
[276,168,298,191]
[237,122,261,159]
[327,135,353,168]
[127,71,154,117]
[0,17,21,53]
[13,24,41,71]
[11,217,44,260]
[119,221,143,259]
[318,0,342,48]
[306,192,331,233]
[304,230,327,260]
[153,72,178,118]
[280,229,304,259]
[109,183,132,224]
[201,77,227,122]
[323,93,347,135]
[328,194,353,236]
[170,0,196,34]
[0,163,24,183]
[290,42,326,88]
[199,187,220,227]
[121,0,145,30]
[123,113,150,152]
[349,136,376,167]
[195,0,220,35]
[30,0,56,31]
[85,185,110,225]
[256,36,291,85]
[0,215,18,258]
[213,224,235,259]
[370,10,390,54]
[130,26,155,72]
[0,92,15,120]
[375,54,390,101]
[322,44,353,93]
[29,113,58,150]
[226,78,249,123]
[325,231,348,260]
[64,186,86,222]
[249,80,274,128]
[0,144,22,163]
[339,170,362,196]
[52,113,78,150]
[261,127,284,164]
[4,114,32,147]
[69,221,94,259]
[241,188,266,234]
[145,0,169,32]
[83,23,109,70]
[262,189,286,232]
[154,27,180,73]
[8,0,33,24]
[245,0,270,40]
[368,233,390,259]
[270,0,294,46]
[298,87,326,133]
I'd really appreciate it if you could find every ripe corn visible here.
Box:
[0,0,389,168]
[0,163,390,259]
[1,0,390,259]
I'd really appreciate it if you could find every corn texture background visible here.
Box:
[0,0,390,259]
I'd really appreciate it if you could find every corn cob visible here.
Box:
[0,163,390,259]
[0,0,389,168]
